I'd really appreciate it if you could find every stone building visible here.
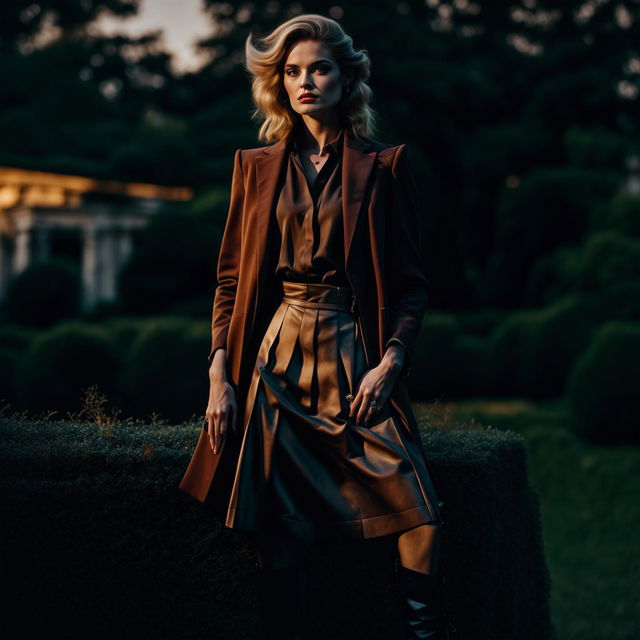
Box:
[0,166,192,310]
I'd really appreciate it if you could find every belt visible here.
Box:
[280,280,357,314]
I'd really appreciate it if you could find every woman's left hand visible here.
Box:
[349,345,405,427]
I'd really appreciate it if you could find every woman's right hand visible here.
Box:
[205,379,238,454]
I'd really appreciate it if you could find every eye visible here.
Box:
[285,69,297,76]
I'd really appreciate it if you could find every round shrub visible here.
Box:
[410,313,489,400]
[0,324,37,406]
[15,322,118,414]
[119,317,210,423]
[487,310,544,396]
[5,257,81,327]
[589,192,640,237]
[519,295,600,398]
[0,347,20,405]
[591,281,640,322]
[524,246,579,307]
[101,316,148,357]
[576,231,640,292]
[485,166,617,305]
[567,322,640,445]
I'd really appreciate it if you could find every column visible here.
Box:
[97,227,117,302]
[13,213,32,275]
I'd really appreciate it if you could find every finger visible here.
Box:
[364,402,378,427]
[207,416,215,451]
[219,410,227,447]
[213,412,221,454]
[364,394,382,427]
[350,393,363,423]
[349,395,357,420]
[364,396,380,426]
[356,391,370,426]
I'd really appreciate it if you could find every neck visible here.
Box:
[294,115,343,154]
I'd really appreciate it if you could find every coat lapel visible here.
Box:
[254,126,377,272]
[341,130,377,264]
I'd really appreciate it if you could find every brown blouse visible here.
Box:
[274,126,406,356]
[274,128,349,287]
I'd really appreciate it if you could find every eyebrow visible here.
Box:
[284,59,333,68]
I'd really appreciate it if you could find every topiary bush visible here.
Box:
[591,281,640,322]
[524,246,579,307]
[486,285,640,399]
[0,324,37,406]
[518,294,600,398]
[15,321,118,414]
[119,316,210,422]
[483,166,618,306]
[5,257,81,327]
[486,309,545,397]
[410,313,490,400]
[574,231,640,292]
[567,321,640,445]
[589,192,640,237]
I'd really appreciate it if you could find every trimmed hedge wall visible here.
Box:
[1,418,554,640]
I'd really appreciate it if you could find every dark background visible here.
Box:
[0,5,639,638]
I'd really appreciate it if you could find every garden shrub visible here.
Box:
[487,310,544,396]
[411,313,489,399]
[524,246,579,307]
[519,294,600,398]
[485,166,617,305]
[574,231,640,292]
[15,321,118,414]
[589,192,640,237]
[119,316,210,422]
[0,418,554,640]
[0,324,36,405]
[5,257,81,327]
[567,321,640,445]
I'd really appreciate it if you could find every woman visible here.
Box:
[179,13,455,640]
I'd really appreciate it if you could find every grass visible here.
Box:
[414,397,640,640]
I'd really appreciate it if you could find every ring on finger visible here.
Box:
[369,400,382,414]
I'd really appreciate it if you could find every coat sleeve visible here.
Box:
[207,148,245,366]
[384,143,429,379]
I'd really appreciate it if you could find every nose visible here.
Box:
[300,70,314,89]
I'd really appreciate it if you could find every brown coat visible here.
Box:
[179,127,433,510]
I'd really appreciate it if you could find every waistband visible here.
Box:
[281,280,356,313]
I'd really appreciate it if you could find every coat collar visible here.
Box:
[255,125,377,268]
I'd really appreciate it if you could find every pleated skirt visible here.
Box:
[224,280,441,544]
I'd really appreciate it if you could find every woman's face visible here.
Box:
[282,39,348,119]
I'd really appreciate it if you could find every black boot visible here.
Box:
[395,559,455,639]
[256,560,307,640]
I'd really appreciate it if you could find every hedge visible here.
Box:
[1,418,554,640]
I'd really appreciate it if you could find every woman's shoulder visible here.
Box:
[232,137,409,171]
[366,138,410,172]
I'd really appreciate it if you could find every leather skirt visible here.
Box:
[224,280,441,544]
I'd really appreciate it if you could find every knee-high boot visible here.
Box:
[255,559,307,640]
[394,558,452,639]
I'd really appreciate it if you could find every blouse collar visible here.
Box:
[288,125,345,157]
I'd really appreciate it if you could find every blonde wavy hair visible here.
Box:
[244,14,377,144]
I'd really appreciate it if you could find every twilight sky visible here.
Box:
[95,0,212,74]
